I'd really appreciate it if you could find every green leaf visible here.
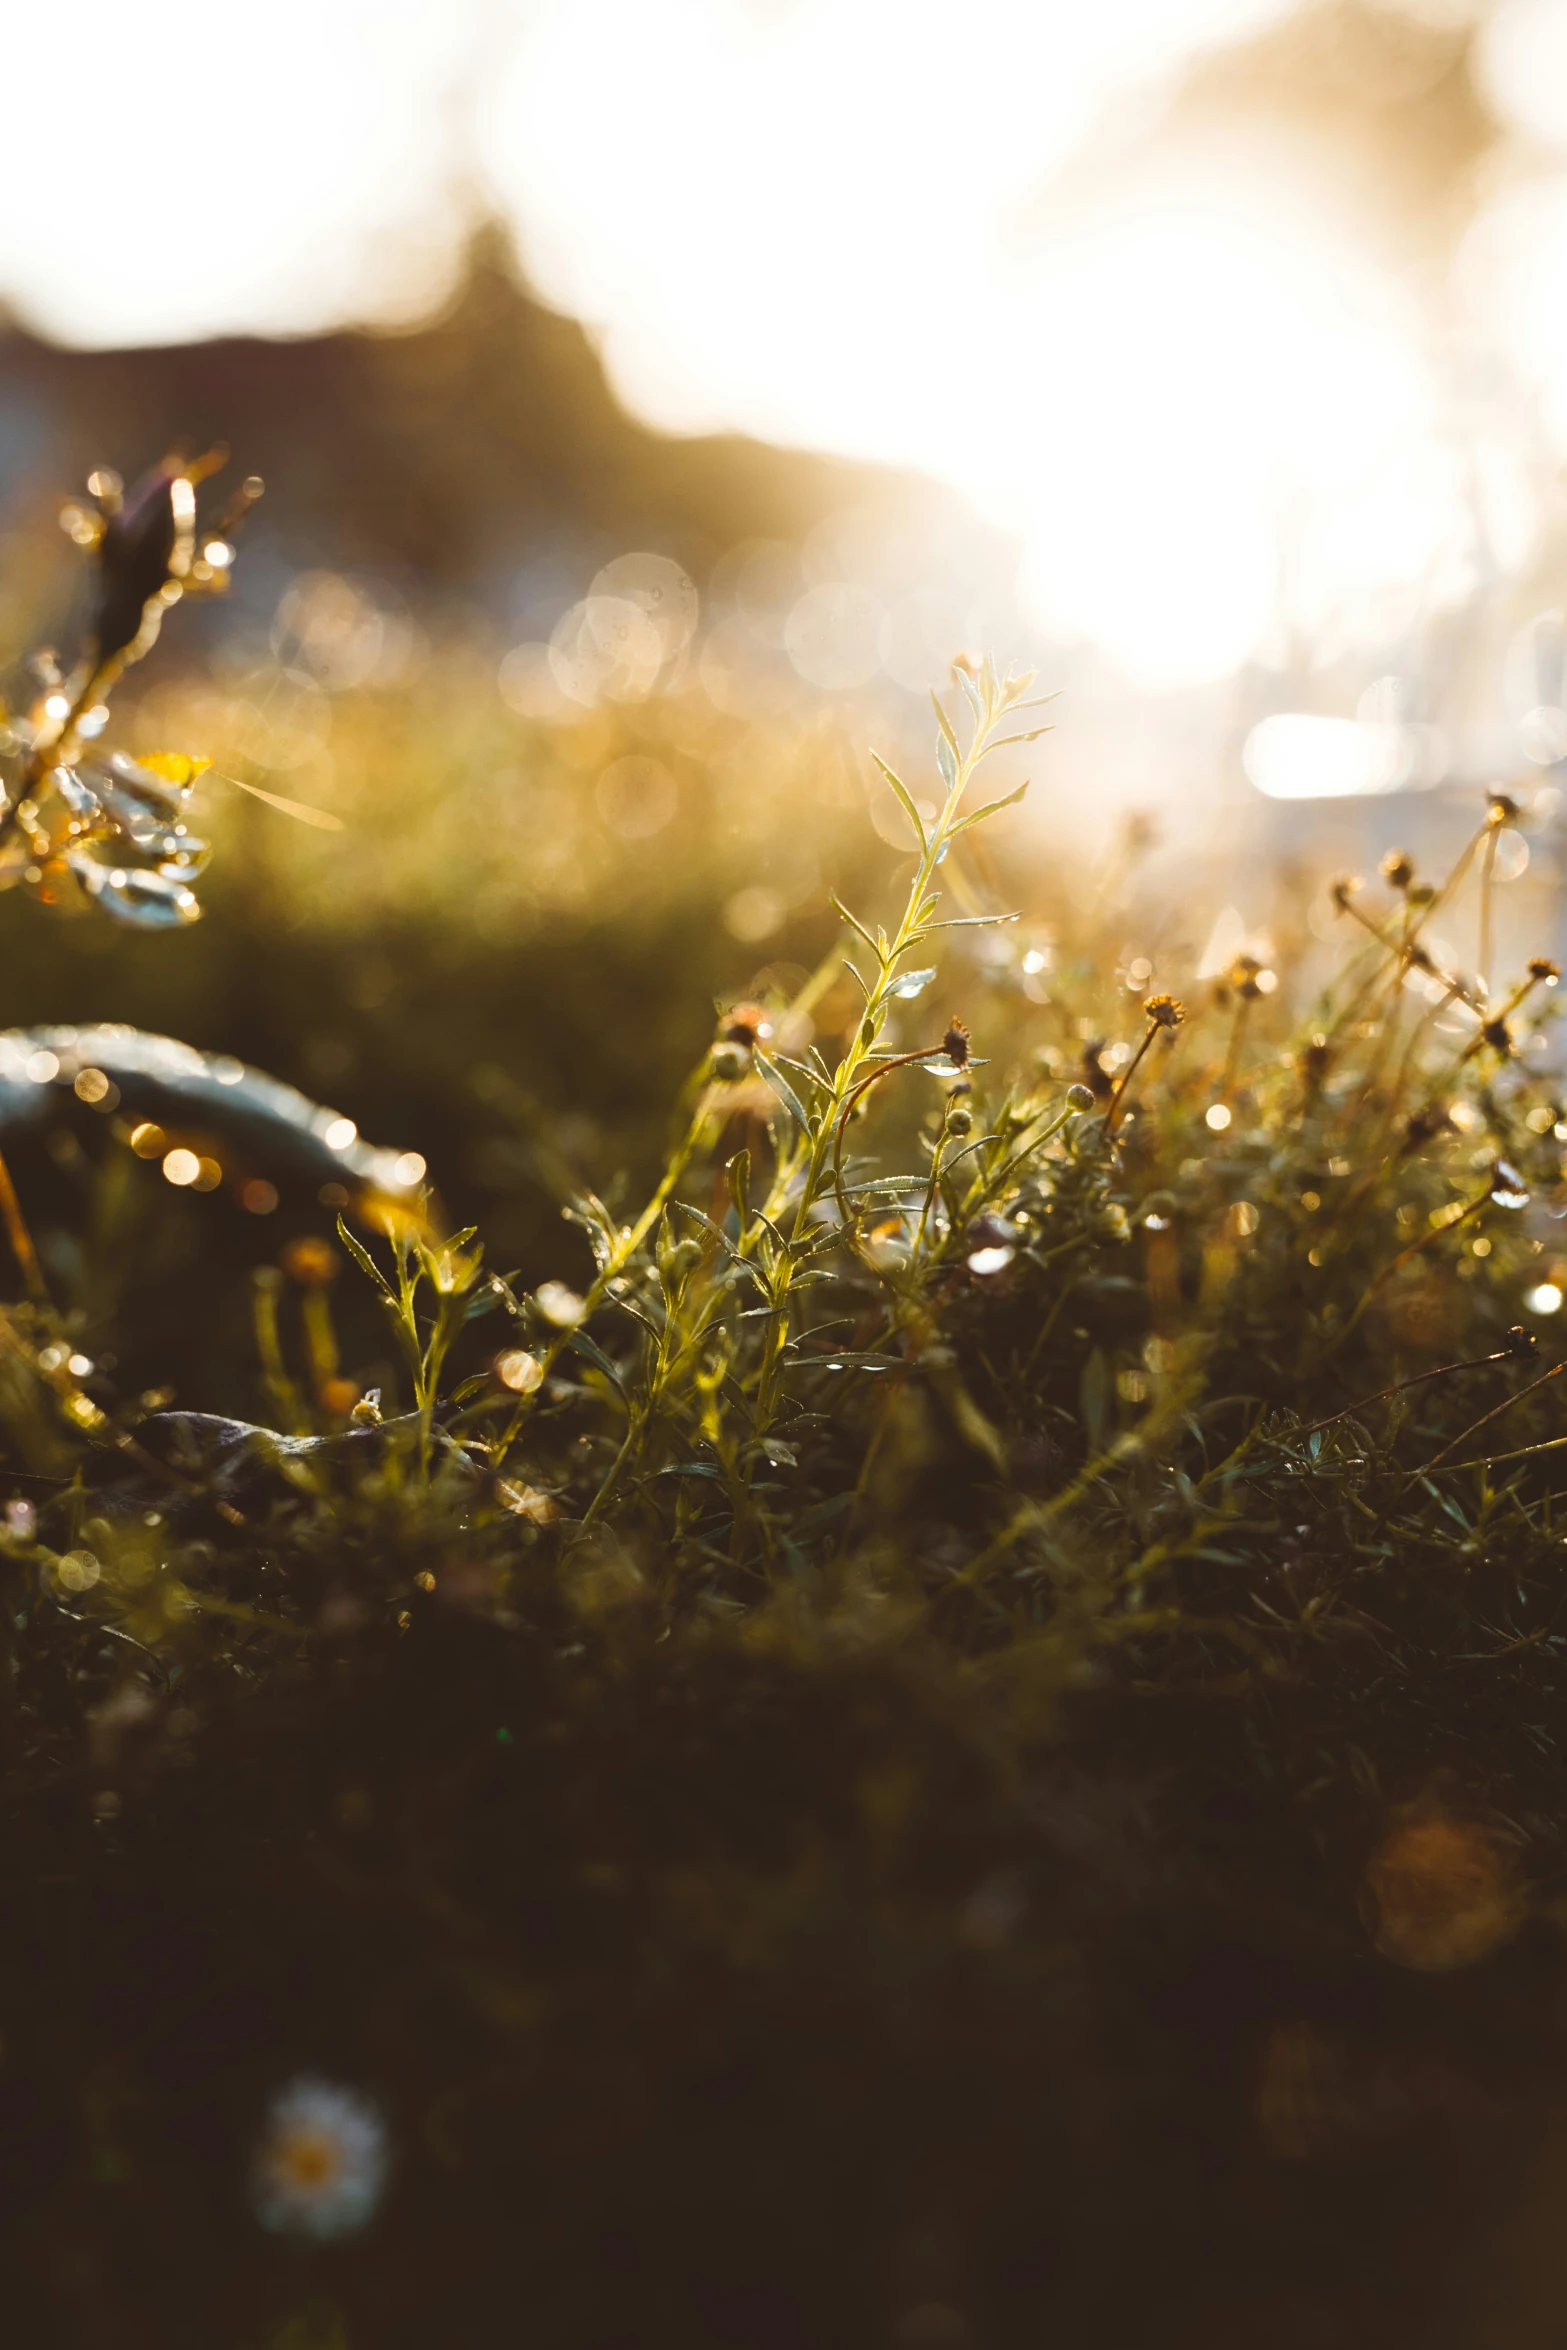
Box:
[793,1491,854,1536]
[952,779,1029,835]
[870,752,928,853]
[807,1350,902,1371]
[925,910,1022,931]
[831,894,881,959]
[1080,1348,1111,1452]
[935,730,958,792]
[754,1048,810,1133]
[930,688,962,765]
[774,1051,830,1100]
[669,1198,756,1275]
[609,1296,665,1342]
[567,1329,626,1393]
[336,1215,394,1301]
[984,728,1053,752]
[728,1147,750,1226]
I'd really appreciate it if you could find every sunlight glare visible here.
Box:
[480,1,1467,686]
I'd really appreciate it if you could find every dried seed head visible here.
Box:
[1503,1325,1538,1357]
[942,1019,971,1068]
[1380,849,1415,891]
[1487,790,1520,826]
[1482,1018,1513,1055]
[1403,1105,1450,1150]
[1330,875,1361,912]
[719,1001,771,1049]
[1143,993,1184,1029]
[1299,1037,1332,1087]
[1529,958,1561,984]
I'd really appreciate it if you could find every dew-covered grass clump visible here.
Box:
[2,461,1567,2348]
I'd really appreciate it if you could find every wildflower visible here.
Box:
[1103,997,1185,1141]
[1380,849,1414,891]
[251,2077,389,2240]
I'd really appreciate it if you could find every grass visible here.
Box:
[1,466,1567,2346]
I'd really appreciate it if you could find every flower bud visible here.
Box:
[93,467,179,663]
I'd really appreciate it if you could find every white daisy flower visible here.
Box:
[251,2076,389,2239]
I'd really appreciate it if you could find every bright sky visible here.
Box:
[6,0,1567,690]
